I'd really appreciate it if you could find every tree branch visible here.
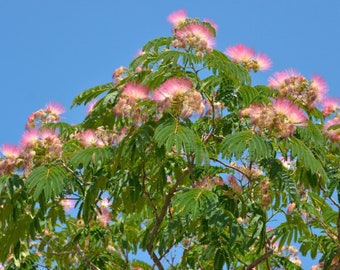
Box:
[75,243,101,270]
[245,249,273,270]
[146,169,190,270]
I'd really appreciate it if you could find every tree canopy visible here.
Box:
[1,9,340,269]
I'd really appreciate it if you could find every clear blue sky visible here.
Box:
[1,1,340,268]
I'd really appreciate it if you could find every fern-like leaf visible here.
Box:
[220,130,253,160]
[290,137,327,180]
[154,118,209,165]
[172,188,218,220]
[26,165,67,201]
[71,82,113,107]
[69,147,114,169]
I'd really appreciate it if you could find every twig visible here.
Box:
[245,248,273,270]
[75,243,101,270]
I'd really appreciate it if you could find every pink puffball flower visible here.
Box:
[153,77,193,102]
[268,69,303,90]
[254,53,272,71]
[273,98,307,126]
[168,9,187,27]
[174,22,215,52]
[122,82,150,100]
[226,44,255,63]
[226,44,271,71]
[97,198,111,227]
[322,97,340,116]
[59,198,75,212]
[286,202,296,214]
[40,129,58,140]
[310,74,328,103]
[45,102,65,116]
[85,99,98,114]
[268,70,325,109]
[323,117,340,142]
[76,129,104,147]
[100,197,111,208]
[1,144,20,159]
[153,77,204,119]
[20,129,40,149]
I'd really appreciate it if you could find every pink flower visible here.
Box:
[321,97,340,116]
[112,66,125,82]
[45,102,65,116]
[20,129,40,148]
[100,198,111,208]
[85,99,98,114]
[225,44,271,71]
[255,53,272,71]
[60,198,75,211]
[287,202,296,214]
[226,44,255,62]
[97,198,111,227]
[310,74,328,103]
[76,129,104,147]
[122,82,149,100]
[273,98,307,126]
[153,77,193,102]
[268,69,302,89]
[40,129,58,140]
[168,9,187,27]
[153,77,204,119]
[174,23,215,52]
[323,117,340,141]
[1,144,20,159]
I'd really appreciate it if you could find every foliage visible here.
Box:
[1,9,340,270]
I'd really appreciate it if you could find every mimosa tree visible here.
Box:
[1,10,340,269]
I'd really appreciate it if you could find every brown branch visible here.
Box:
[141,166,160,223]
[75,243,101,270]
[210,157,251,181]
[245,248,273,270]
[146,169,190,270]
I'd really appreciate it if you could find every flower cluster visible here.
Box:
[114,82,151,124]
[168,10,216,57]
[268,69,328,109]
[95,198,111,227]
[323,116,340,142]
[26,102,65,129]
[225,44,272,72]
[227,175,242,195]
[153,77,205,119]
[74,126,126,147]
[260,177,271,206]
[241,98,307,138]
[1,102,65,176]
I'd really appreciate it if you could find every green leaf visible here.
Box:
[154,118,209,165]
[220,130,253,160]
[172,188,218,220]
[142,36,173,52]
[237,85,260,107]
[26,165,67,201]
[71,82,113,107]
[204,50,251,85]
[290,137,327,181]
[131,260,152,270]
[248,135,273,161]
[69,146,114,169]
[214,248,226,270]
[272,254,303,270]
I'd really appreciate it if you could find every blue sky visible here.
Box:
[1,1,339,268]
